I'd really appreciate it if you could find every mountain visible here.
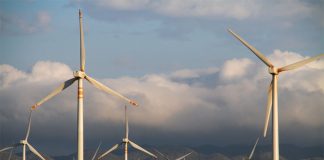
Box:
[0,144,323,160]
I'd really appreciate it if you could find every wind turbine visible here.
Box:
[30,10,138,160]
[0,110,46,160]
[228,29,324,160]
[98,105,157,160]
[91,142,101,160]
[154,149,192,160]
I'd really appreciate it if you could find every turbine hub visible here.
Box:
[122,138,129,143]
[73,71,85,78]
[20,140,27,144]
[268,67,278,75]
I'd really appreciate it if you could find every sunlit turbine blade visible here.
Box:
[98,143,120,160]
[129,140,157,158]
[153,149,169,160]
[278,53,324,72]
[85,75,138,106]
[26,143,46,160]
[25,110,33,140]
[79,9,86,71]
[228,29,273,67]
[248,137,259,160]
[31,78,77,109]
[91,142,101,160]
[264,80,273,137]
[175,152,192,160]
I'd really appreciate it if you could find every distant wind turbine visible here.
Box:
[91,142,101,160]
[228,29,324,160]
[154,149,192,160]
[30,10,138,160]
[98,105,157,160]
[0,111,46,160]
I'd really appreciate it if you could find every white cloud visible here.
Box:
[28,61,72,82]
[93,0,151,10]
[84,0,311,20]
[0,50,323,147]
[220,58,254,80]
[151,0,259,20]
[267,50,324,93]
[169,67,219,79]
[0,64,27,87]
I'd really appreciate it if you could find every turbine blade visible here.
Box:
[85,75,138,106]
[278,53,324,72]
[26,143,46,160]
[31,78,77,109]
[153,149,169,160]
[263,80,273,137]
[0,146,14,153]
[175,152,192,160]
[79,9,86,71]
[129,140,157,158]
[91,142,101,160]
[98,143,120,160]
[248,137,259,160]
[25,110,33,140]
[228,29,273,67]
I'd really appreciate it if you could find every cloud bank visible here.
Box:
[0,50,323,154]
[78,0,311,20]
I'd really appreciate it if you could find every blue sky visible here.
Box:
[0,0,323,155]
[1,0,323,77]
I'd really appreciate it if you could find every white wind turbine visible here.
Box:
[98,105,157,160]
[0,111,46,160]
[30,10,138,160]
[228,29,324,160]
[154,149,192,160]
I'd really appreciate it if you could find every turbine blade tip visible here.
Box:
[79,9,82,17]
[31,104,38,110]
[130,100,138,106]
[263,133,267,138]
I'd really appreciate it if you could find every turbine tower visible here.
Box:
[98,105,157,160]
[228,29,324,160]
[31,10,138,160]
[0,111,46,160]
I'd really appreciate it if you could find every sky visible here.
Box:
[0,0,324,156]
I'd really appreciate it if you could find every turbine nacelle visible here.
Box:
[122,138,129,143]
[73,71,86,78]
[268,67,279,75]
[20,140,27,144]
